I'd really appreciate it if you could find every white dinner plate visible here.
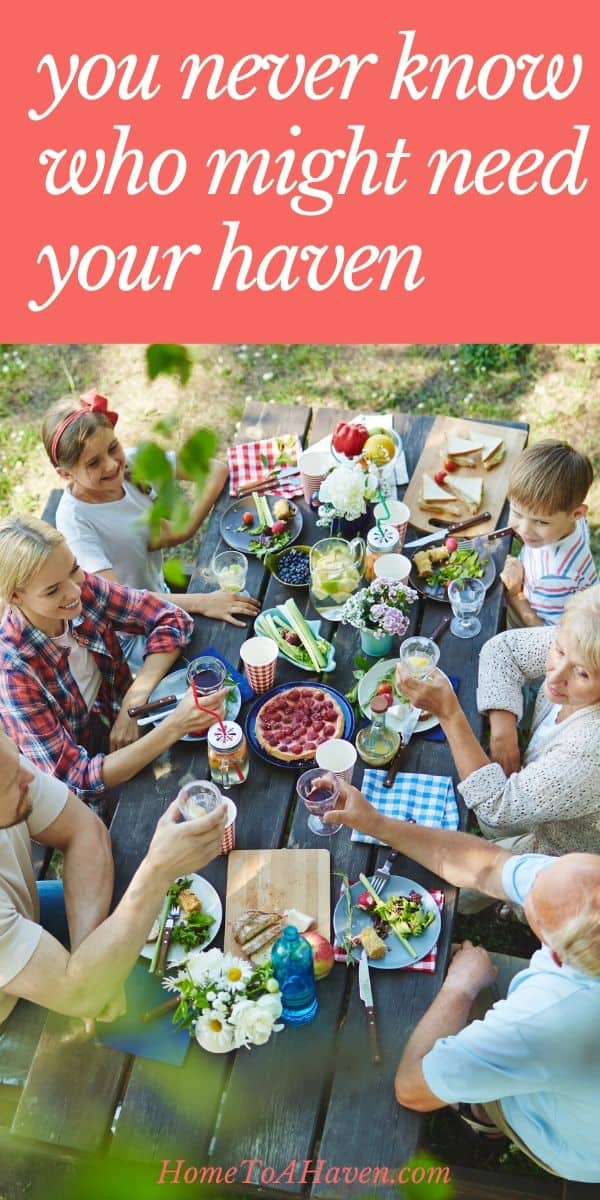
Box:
[333,877,441,970]
[357,658,447,734]
[140,874,223,967]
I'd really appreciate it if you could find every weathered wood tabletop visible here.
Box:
[8,400,528,1199]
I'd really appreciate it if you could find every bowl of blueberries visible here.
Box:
[265,544,311,589]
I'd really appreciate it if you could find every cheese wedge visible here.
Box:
[479,434,505,469]
[419,474,462,516]
[445,434,485,467]
[445,475,484,514]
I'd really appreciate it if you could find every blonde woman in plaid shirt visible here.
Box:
[0,517,228,802]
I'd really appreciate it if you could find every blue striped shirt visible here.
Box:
[520,517,597,624]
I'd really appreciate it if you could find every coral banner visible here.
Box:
[1,1,598,340]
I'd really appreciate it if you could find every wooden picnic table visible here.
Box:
[8,400,541,1200]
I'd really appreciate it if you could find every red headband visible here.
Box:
[50,389,119,466]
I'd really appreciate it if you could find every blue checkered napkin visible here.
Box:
[351,769,459,844]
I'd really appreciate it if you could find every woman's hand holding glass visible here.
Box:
[167,687,229,738]
[395,664,459,722]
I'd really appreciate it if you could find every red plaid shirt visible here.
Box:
[0,573,193,799]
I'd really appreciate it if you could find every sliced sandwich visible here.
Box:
[419,473,462,517]
[445,475,484,515]
[233,909,283,958]
[479,433,505,470]
[445,434,485,468]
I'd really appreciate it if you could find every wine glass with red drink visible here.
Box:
[296,768,341,837]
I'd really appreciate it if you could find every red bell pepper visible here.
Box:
[332,421,369,457]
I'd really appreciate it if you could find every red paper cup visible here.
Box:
[373,500,410,548]
[221,798,237,854]
[239,636,278,694]
[298,450,332,504]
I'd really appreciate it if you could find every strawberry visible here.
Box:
[242,512,254,526]
[434,469,447,486]
[444,458,458,472]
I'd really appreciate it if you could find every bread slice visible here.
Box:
[357,926,387,960]
[445,475,483,514]
[479,434,505,469]
[445,434,485,466]
[244,922,284,960]
[233,909,282,947]
[179,890,201,916]
[419,474,462,516]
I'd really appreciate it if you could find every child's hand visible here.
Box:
[500,557,524,598]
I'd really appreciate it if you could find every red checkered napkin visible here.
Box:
[227,435,303,498]
[333,881,444,974]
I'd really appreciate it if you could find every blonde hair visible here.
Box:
[508,440,593,514]
[42,397,114,469]
[560,585,600,672]
[0,516,65,605]
[548,897,600,976]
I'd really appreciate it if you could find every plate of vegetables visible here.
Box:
[220,493,302,559]
[141,875,223,967]
[333,876,441,970]
[409,539,496,604]
[254,600,335,673]
[357,659,442,733]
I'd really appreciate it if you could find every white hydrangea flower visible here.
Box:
[230,997,279,1048]
[185,946,224,987]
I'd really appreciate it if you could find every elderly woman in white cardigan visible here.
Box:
[395,586,600,892]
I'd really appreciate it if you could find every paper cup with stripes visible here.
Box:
[239,636,278,694]
[221,797,237,855]
[373,499,410,547]
[298,450,332,504]
[315,739,357,784]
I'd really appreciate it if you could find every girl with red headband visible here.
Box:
[42,391,259,667]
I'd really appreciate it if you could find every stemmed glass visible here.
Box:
[296,768,341,837]
[447,577,486,639]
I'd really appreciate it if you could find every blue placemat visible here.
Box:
[197,645,254,703]
[351,768,459,844]
[417,675,460,742]
[95,962,190,1066]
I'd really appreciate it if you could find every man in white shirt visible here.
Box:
[324,784,600,1183]
[0,729,225,1024]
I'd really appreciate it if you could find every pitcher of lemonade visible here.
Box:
[309,537,365,620]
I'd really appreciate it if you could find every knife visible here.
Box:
[358,950,382,1067]
[128,694,178,719]
[154,902,178,977]
[235,465,302,497]
[404,512,492,549]
[383,705,422,789]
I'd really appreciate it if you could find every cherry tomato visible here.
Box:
[434,470,448,487]
[242,512,254,526]
[376,681,394,696]
[445,536,459,551]
[444,458,458,472]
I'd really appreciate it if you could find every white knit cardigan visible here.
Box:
[457,625,600,855]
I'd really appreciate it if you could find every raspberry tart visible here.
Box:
[254,685,345,763]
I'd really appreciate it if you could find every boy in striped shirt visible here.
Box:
[501,440,597,627]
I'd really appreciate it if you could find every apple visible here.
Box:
[303,931,335,980]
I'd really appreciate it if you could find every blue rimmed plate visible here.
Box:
[333,877,442,969]
[254,610,336,674]
[245,681,354,769]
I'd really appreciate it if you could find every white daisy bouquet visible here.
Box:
[163,947,283,1054]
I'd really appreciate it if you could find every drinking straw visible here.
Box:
[191,681,244,781]
[375,487,391,537]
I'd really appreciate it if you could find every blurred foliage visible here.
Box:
[146,343,192,386]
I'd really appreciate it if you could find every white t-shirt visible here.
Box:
[0,760,68,1024]
[55,451,176,594]
[525,702,561,759]
[52,629,102,709]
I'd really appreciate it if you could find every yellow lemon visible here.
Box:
[363,433,395,465]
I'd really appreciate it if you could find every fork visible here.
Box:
[371,848,399,896]
[155,902,179,976]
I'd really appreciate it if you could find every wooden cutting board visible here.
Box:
[402,415,528,535]
[224,849,330,953]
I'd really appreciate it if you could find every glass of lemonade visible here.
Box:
[211,550,248,593]
[309,537,365,620]
[399,636,440,679]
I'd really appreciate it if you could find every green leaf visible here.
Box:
[130,442,173,488]
[163,557,189,589]
[146,343,192,386]
[400,1154,454,1198]
[153,415,179,438]
[179,428,218,489]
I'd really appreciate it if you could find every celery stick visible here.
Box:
[357,874,416,957]
[281,599,327,671]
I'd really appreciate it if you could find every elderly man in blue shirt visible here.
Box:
[324,785,600,1184]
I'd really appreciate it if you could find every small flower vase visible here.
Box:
[360,629,393,657]
[331,505,372,539]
